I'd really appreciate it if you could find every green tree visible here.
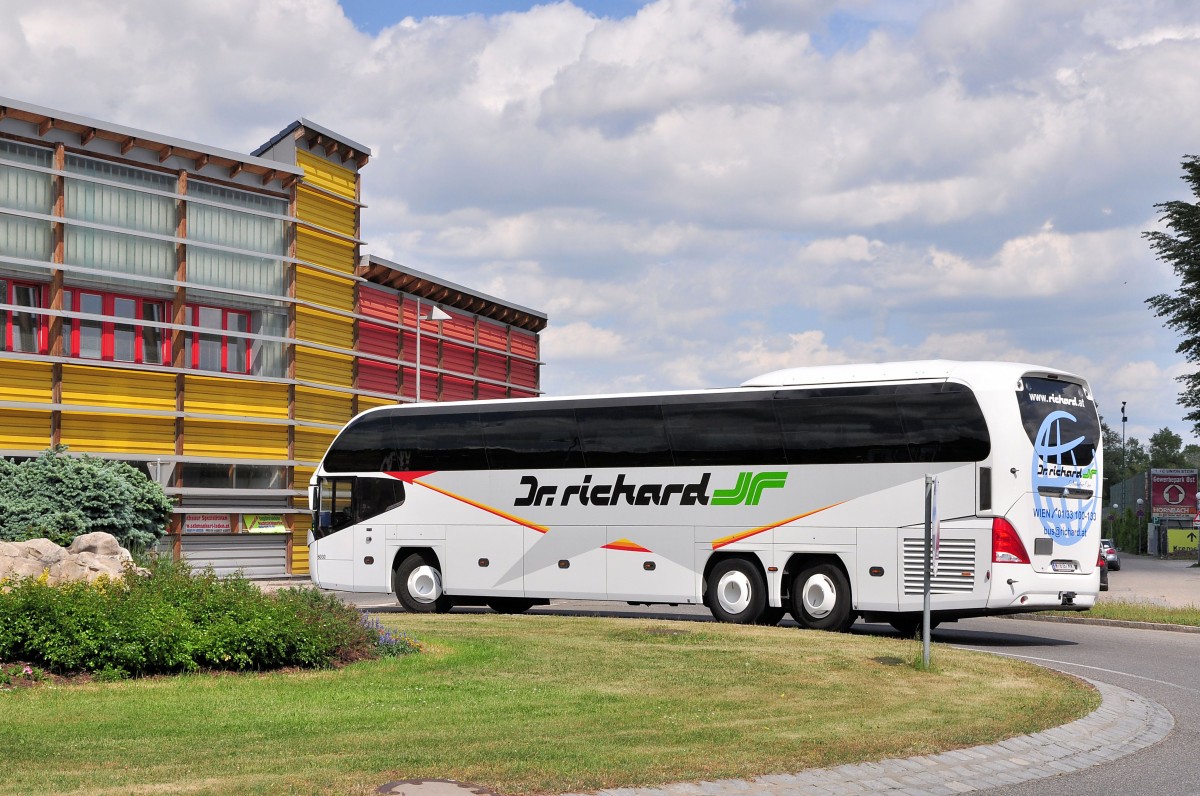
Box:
[1147,155,1200,435]
[1149,427,1188,469]
[0,446,173,550]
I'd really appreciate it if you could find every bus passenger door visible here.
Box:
[524,526,606,599]
[606,526,695,603]
[352,523,388,592]
[441,525,525,597]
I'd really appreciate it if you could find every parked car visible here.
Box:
[1101,538,1121,571]
[1098,548,1109,591]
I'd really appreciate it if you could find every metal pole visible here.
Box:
[414,298,422,403]
[923,474,933,668]
[1121,401,1127,550]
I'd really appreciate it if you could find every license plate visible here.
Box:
[1051,561,1075,573]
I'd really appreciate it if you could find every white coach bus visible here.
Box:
[308,360,1102,632]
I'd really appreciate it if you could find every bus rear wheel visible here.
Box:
[393,553,453,613]
[789,562,854,632]
[707,558,767,624]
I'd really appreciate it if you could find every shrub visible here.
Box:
[0,446,173,550]
[0,558,420,678]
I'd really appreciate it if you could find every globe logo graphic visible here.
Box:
[1030,410,1096,546]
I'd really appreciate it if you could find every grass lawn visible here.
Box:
[0,613,1098,796]
[1074,600,1200,626]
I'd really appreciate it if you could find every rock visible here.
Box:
[0,533,136,586]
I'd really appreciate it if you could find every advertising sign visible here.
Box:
[245,514,287,533]
[1150,469,1198,519]
[183,513,232,533]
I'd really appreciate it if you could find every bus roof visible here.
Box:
[741,360,1084,391]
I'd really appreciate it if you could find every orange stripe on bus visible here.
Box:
[710,503,843,550]
[412,478,550,534]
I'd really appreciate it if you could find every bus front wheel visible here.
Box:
[790,563,854,632]
[393,553,453,613]
[707,558,767,624]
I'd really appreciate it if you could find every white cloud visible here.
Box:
[4,0,1200,441]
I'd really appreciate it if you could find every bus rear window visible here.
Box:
[1016,377,1099,468]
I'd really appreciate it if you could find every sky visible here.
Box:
[4,0,1200,446]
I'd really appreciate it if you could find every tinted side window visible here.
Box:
[662,399,785,466]
[897,391,990,462]
[577,404,673,468]
[395,413,487,471]
[483,409,585,469]
[355,477,406,522]
[775,396,910,464]
[323,414,399,473]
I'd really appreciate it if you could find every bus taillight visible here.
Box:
[992,517,1031,564]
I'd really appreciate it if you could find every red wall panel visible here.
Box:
[443,312,475,343]
[400,367,438,402]
[510,359,537,388]
[478,321,508,352]
[511,329,538,359]
[442,376,474,402]
[358,361,398,395]
[478,383,507,400]
[477,351,507,382]
[442,342,474,378]
[359,321,399,358]
[359,286,399,323]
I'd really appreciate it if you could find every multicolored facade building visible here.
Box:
[0,97,546,575]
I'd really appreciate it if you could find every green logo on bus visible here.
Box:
[711,471,788,506]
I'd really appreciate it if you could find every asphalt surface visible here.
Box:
[262,555,1200,795]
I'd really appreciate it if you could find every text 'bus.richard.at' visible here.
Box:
[308,360,1103,633]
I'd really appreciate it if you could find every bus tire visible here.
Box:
[487,598,536,614]
[393,553,452,613]
[790,562,854,632]
[888,614,939,638]
[707,558,767,624]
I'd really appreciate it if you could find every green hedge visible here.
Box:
[0,559,419,679]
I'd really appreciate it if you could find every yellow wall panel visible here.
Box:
[295,427,337,463]
[291,514,312,576]
[296,227,355,274]
[357,395,395,412]
[296,346,353,387]
[293,465,316,491]
[296,149,357,200]
[297,187,356,238]
[0,410,49,450]
[0,360,52,404]
[185,376,289,419]
[62,365,175,411]
[61,413,174,455]
[295,386,353,425]
[296,266,355,313]
[184,419,288,460]
[296,306,353,351]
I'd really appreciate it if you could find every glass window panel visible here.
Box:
[184,306,193,367]
[10,285,41,354]
[61,289,73,357]
[79,293,102,359]
[197,306,223,372]
[775,395,909,465]
[227,312,249,374]
[64,227,174,281]
[186,249,285,297]
[113,297,136,362]
[0,163,52,213]
[141,302,164,365]
[251,310,286,378]
[0,214,53,261]
[65,154,175,193]
[65,179,174,235]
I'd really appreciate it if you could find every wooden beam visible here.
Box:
[229,162,243,179]
[38,117,54,136]
[80,127,96,146]
[158,145,174,163]
[121,137,136,155]
[194,153,209,171]
[280,174,299,191]
[261,168,277,186]
[0,107,7,122]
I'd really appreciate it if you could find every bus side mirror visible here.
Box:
[308,484,318,511]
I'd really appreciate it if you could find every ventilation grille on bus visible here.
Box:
[902,538,977,595]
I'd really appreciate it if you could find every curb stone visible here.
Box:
[556,679,1172,796]
[1001,613,1200,634]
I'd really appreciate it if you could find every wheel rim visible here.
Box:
[801,573,837,619]
[407,565,443,604]
[716,570,753,615]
